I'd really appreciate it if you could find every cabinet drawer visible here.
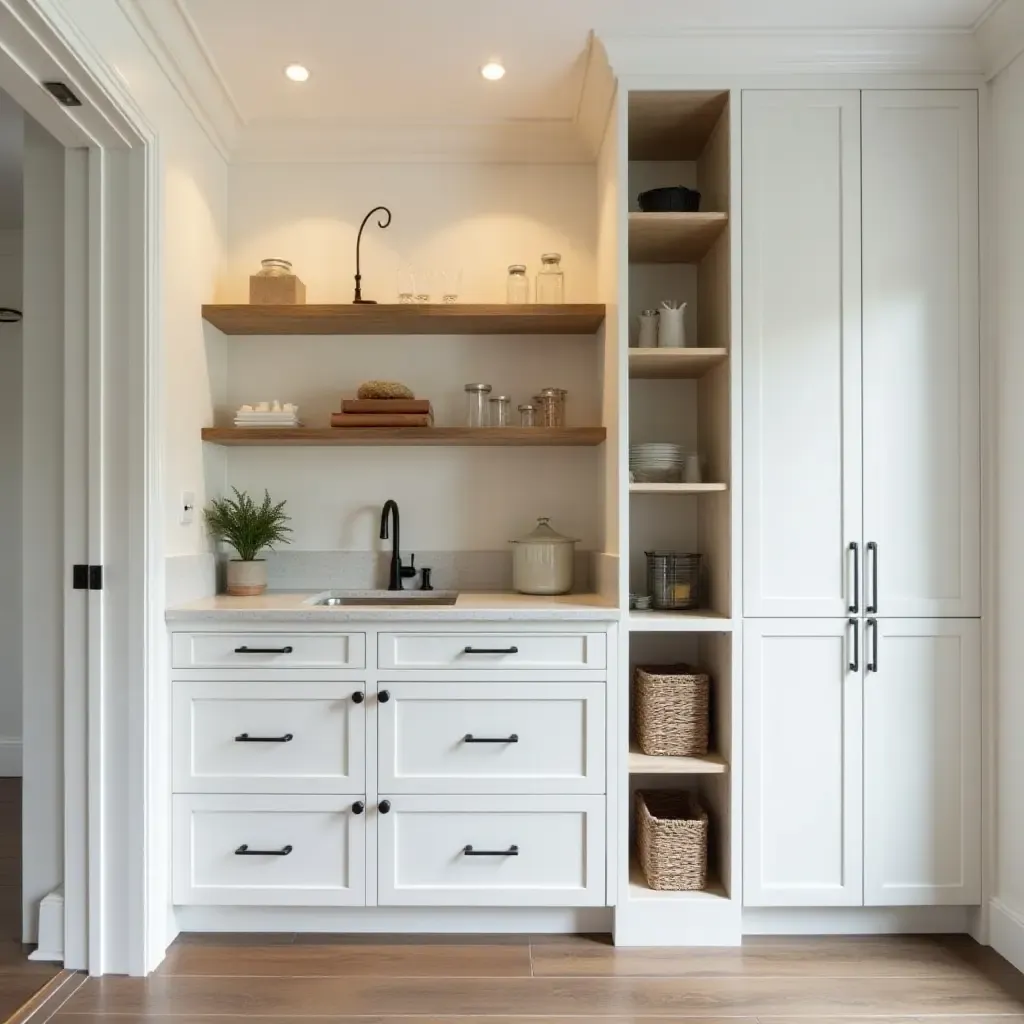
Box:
[172,681,366,794]
[172,632,365,670]
[378,682,605,794]
[173,794,366,906]
[378,632,605,671]
[377,795,605,906]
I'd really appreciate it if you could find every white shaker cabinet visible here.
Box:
[861,92,981,618]
[863,618,981,905]
[743,620,863,906]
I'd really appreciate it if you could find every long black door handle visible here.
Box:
[235,844,293,856]
[849,541,859,613]
[463,646,519,655]
[462,844,519,856]
[866,542,878,613]
[235,732,293,743]
[464,734,519,744]
[848,618,859,673]
[867,618,878,673]
[234,646,294,655]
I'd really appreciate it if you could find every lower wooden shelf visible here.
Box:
[628,743,728,775]
[629,483,727,494]
[629,610,733,632]
[628,857,728,902]
[202,427,607,447]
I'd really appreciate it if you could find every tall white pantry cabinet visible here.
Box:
[741,91,982,908]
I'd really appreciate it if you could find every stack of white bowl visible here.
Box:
[630,443,683,482]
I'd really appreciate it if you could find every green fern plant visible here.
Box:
[204,488,292,562]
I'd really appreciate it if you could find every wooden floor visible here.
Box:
[39,931,1024,1022]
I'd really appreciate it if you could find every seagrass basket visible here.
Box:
[633,664,710,757]
[637,790,708,891]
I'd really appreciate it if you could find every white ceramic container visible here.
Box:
[510,518,579,596]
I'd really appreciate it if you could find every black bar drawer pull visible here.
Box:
[234,645,294,655]
[235,732,294,743]
[867,618,879,673]
[462,844,519,856]
[463,646,519,655]
[849,541,859,614]
[848,618,859,673]
[464,733,519,744]
[235,844,293,856]
[866,542,879,614]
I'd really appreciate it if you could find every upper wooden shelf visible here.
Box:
[202,303,606,336]
[201,427,606,447]
[629,348,728,380]
[629,482,727,494]
[629,743,728,775]
[628,91,729,160]
[629,212,728,264]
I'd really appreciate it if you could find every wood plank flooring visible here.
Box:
[45,932,1024,1022]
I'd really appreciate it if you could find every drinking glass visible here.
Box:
[440,268,462,304]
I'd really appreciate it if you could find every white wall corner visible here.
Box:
[0,738,22,777]
[976,0,1024,80]
[576,33,616,160]
[116,0,241,158]
[990,898,1024,973]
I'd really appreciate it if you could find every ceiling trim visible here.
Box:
[576,33,616,158]
[975,0,1024,79]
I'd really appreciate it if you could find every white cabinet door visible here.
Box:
[744,620,863,906]
[862,92,980,617]
[742,91,863,618]
[863,618,980,906]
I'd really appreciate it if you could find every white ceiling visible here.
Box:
[181,0,998,126]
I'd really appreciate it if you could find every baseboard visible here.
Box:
[0,737,23,776]
[990,898,1024,973]
[743,905,975,935]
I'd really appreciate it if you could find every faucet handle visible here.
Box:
[400,553,418,580]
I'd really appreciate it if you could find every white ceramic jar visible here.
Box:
[510,517,579,595]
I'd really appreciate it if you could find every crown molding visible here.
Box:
[975,0,1024,79]
[117,0,241,158]
[575,33,616,159]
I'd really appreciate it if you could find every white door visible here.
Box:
[861,91,980,617]
[863,618,981,906]
[744,620,863,906]
[742,91,863,618]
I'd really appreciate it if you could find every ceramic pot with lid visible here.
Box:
[510,517,579,595]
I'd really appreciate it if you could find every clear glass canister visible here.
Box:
[518,403,537,427]
[537,387,567,427]
[489,395,512,427]
[257,258,293,277]
[465,383,492,427]
[536,253,564,304]
[506,264,529,304]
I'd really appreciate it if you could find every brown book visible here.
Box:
[341,399,432,415]
[330,413,433,428]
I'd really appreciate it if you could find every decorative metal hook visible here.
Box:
[0,308,22,323]
[353,205,392,304]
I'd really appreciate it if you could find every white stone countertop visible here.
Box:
[166,591,621,622]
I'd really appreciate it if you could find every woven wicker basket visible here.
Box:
[634,664,710,757]
[637,790,708,891]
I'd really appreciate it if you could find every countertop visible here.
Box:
[165,591,620,623]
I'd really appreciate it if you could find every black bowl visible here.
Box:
[637,186,702,213]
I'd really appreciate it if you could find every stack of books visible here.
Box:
[234,403,300,427]
[330,399,433,428]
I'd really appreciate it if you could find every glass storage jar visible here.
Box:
[536,253,564,304]
[537,387,567,427]
[257,258,293,277]
[518,403,537,427]
[506,264,529,303]
[465,383,492,427]
[488,395,512,427]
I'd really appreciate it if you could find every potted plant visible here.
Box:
[204,487,292,596]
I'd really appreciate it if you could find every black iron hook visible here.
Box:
[353,205,392,304]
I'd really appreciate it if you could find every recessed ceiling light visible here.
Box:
[480,61,505,81]
[285,64,310,83]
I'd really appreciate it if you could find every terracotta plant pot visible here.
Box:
[226,559,267,597]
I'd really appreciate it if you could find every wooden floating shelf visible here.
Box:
[202,303,606,336]
[628,857,728,901]
[629,743,728,775]
[628,212,729,264]
[629,347,728,380]
[629,483,727,494]
[201,427,607,448]
[629,610,733,633]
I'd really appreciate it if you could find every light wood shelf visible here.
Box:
[629,743,728,775]
[202,303,606,336]
[201,427,607,447]
[628,213,728,264]
[629,347,728,380]
[628,857,728,901]
[628,91,729,161]
[629,483,727,494]
[629,610,733,633]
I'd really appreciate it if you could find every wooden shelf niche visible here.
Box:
[202,427,607,448]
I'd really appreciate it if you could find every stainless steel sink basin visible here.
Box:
[307,591,459,608]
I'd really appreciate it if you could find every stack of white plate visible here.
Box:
[630,443,683,482]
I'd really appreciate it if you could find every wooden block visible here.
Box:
[330,413,433,428]
[248,274,307,305]
[341,399,433,415]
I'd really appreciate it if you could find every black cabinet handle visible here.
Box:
[866,542,878,613]
[352,691,365,704]
[379,800,391,814]
[867,618,879,673]
[378,690,391,703]
[235,732,293,743]
[463,646,519,655]
[462,844,519,857]
[848,618,859,673]
[849,541,859,614]
[352,801,365,814]
[464,734,519,744]
[235,844,293,856]
[234,645,294,655]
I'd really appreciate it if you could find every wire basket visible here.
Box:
[637,790,709,891]
[645,551,703,610]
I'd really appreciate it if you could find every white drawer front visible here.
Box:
[378,682,605,795]
[172,632,365,670]
[172,682,366,794]
[378,632,605,671]
[377,795,605,906]
[173,794,365,906]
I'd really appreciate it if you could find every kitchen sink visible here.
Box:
[307,591,459,607]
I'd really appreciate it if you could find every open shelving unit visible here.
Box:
[629,212,729,264]
[629,347,728,379]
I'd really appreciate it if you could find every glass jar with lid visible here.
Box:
[536,253,564,304]
[537,387,567,427]
[518,403,537,427]
[257,258,294,277]
[465,383,492,427]
[506,264,529,304]
[488,395,512,427]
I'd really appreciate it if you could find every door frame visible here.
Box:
[0,0,161,975]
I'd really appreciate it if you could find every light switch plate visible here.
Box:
[180,491,196,526]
